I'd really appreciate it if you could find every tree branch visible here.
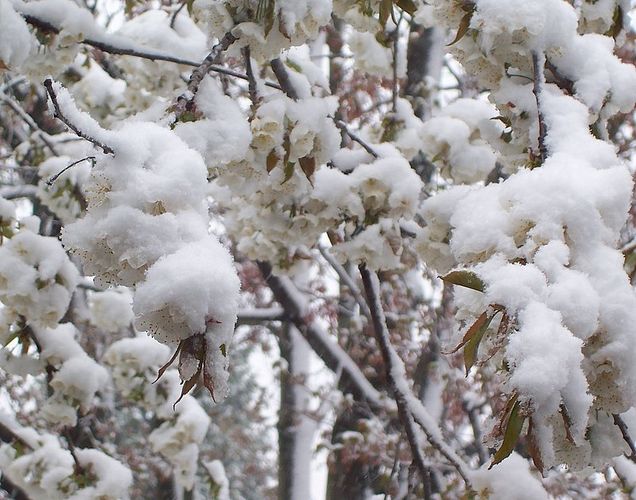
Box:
[531,51,548,165]
[20,13,281,90]
[173,32,238,119]
[318,245,371,321]
[613,414,636,463]
[358,264,474,491]
[257,261,384,408]
[43,79,113,155]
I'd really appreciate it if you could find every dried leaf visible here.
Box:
[379,0,392,27]
[559,403,575,444]
[490,399,526,468]
[298,155,316,181]
[203,364,217,403]
[173,366,201,409]
[440,270,485,292]
[527,417,545,475]
[447,8,474,46]
[394,0,417,15]
[444,311,488,355]
[153,342,182,384]
[266,149,278,173]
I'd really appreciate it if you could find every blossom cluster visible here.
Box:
[417,0,636,470]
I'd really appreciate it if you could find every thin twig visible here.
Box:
[170,0,187,29]
[318,245,371,321]
[46,156,95,186]
[0,92,59,155]
[613,414,636,463]
[43,79,114,155]
[531,51,548,165]
[173,32,238,119]
[334,119,379,158]
[243,46,259,109]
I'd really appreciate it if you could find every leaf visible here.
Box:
[463,311,498,374]
[605,5,623,39]
[559,403,575,444]
[266,150,278,173]
[153,342,182,383]
[219,343,227,357]
[440,270,485,292]
[282,162,295,184]
[445,311,488,355]
[490,399,526,468]
[203,364,217,403]
[173,366,202,409]
[379,0,392,27]
[298,155,316,181]
[527,417,545,475]
[447,8,474,46]
[394,0,417,16]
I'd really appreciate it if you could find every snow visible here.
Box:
[89,288,134,333]
[472,452,549,499]
[0,0,32,70]
[54,82,241,400]
[0,230,78,327]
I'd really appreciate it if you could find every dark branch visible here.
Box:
[614,413,636,463]
[531,51,548,165]
[21,14,281,90]
[358,264,431,485]
[173,32,238,119]
[44,79,114,155]
[46,156,95,186]
[359,265,473,490]
[270,58,300,100]
[257,261,383,408]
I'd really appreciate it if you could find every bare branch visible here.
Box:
[531,51,548,165]
[613,414,636,463]
[236,307,286,325]
[333,119,379,159]
[0,92,59,155]
[270,58,300,100]
[46,156,95,186]
[258,261,384,408]
[318,245,371,321]
[173,32,238,119]
[44,79,114,155]
[20,13,281,90]
[359,265,474,490]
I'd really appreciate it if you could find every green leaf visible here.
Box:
[447,7,474,46]
[219,343,227,357]
[605,5,623,39]
[440,270,485,292]
[490,399,526,468]
[282,162,295,184]
[394,0,417,16]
